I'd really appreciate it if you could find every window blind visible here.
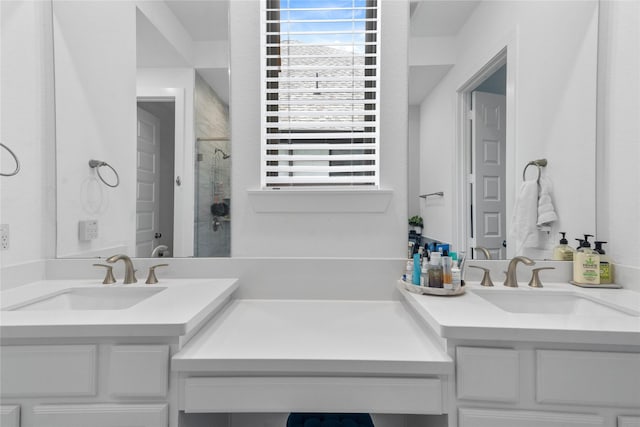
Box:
[261,0,380,188]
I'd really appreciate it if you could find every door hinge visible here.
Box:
[468,173,475,184]
[467,109,475,121]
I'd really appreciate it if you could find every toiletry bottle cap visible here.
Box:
[594,241,607,254]
[582,234,594,247]
[559,232,568,244]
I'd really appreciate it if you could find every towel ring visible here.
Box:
[0,143,21,177]
[522,158,547,183]
[89,159,120,188]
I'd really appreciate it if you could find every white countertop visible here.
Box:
[172,299,453,376]
[400,281,640,346]
[0,279,238,339]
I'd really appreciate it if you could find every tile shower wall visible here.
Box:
[194,72,231,257]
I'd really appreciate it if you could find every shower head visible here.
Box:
[215,148,230,159]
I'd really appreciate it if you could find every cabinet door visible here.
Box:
[459,408,605,427]
[456,347,519,402]
[537,350,640,407]
[1,405,20,427]
[618,416,640,427]
[32,403,168,427]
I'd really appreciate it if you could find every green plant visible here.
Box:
[408,216,423,227]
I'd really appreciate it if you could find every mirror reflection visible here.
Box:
[52,0,598,260]
[408,0,599,260]
[53,0,230,258]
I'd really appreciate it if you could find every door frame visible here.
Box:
[454,44,517,259]
[136,87,189,257]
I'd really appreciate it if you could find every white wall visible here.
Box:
[419,1,598,259]
[408,106,421,217]
[229,0,409,258]
[53,1,137,257]
[596,0,640,270]
[0,1,56,272]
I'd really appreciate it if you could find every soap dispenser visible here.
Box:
[553,232,576,261]
[573,234,600,285]
[594,241,614,284]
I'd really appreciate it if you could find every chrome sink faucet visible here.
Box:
[106,254,137,284]
[503,256,535,287]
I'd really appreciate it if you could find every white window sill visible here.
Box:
[247,189,393,213]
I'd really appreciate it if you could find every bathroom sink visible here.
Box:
[473,289,639,317]
[5,287,167,311]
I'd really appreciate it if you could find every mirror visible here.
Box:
[52,0,230,258]
[408,0,599,260]
[50,0,598,259]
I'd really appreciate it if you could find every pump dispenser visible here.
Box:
[594,241,614,284]
[553,232,576,261]
[573,234,600,284]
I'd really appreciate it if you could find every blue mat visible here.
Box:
[286,413,374,427]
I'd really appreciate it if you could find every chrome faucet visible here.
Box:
[106,254,137,284]
[151,244,169,258]
[503,256,535,287]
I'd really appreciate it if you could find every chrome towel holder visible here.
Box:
[89,159,120,188]
[0,143,21,177]
[419,191,444,199]
[522,158,547,182]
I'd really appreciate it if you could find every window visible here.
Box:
[261,0,380,188]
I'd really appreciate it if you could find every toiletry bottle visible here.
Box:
[451,260,461,290]
[553,232,576,261]
[594,241,614,284]
[573,234,600,285]
[428,252,443,288]
[412,253,421,285]
[405,259,413,283]
[442,256,453,290]
[420,260,429,287]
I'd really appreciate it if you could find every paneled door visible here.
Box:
[472,91,506,259]
[136,107,161,257]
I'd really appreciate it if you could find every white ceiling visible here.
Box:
[137,1,481,107]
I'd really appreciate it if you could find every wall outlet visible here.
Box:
[0,224,9,250]
[78,220,98,241]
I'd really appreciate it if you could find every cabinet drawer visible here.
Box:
[32,403,168,427]
[456,347,519,402]
[459,408,604,427]
[108,345,169,397]
[537,350,640,407]
[0,345,97,397]
[182,377,443,414]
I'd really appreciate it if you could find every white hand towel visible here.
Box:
[511,179,540,253]
[537,176,558,226]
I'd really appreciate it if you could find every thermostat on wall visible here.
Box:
[78,220,98,241]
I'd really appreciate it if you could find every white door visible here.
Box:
[136,107,161,257]
[472,91,506,259]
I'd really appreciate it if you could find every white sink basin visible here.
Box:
[473,289,639,317]
[4,287,167,311]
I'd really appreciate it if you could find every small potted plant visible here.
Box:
[409,215,423,234]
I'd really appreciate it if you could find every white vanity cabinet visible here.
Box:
[452,344,640,427]
[0,342,173,427]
